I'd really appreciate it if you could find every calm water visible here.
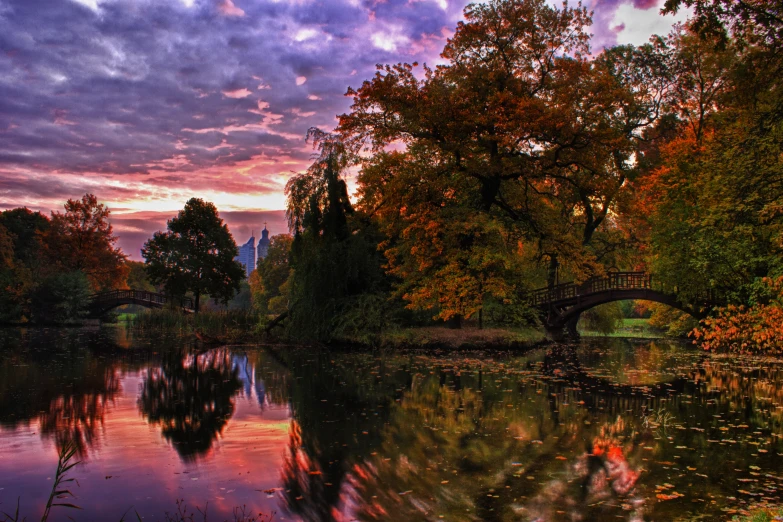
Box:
[1,328,782,521]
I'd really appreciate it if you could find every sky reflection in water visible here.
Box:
[0,328,782,521]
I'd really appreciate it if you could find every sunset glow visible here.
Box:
[0,0,687,258]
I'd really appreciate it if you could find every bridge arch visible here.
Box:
[529,272,712,339]
[89,290,194,317]
[555,289,704,325]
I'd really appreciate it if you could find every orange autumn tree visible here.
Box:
[339,0,667,322]
[44,193,128,291]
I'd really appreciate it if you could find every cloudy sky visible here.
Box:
[0,0,688,259]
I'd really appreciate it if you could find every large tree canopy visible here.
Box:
[335,0,671,321]
[142,198,244,313]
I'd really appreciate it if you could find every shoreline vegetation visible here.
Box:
[120,308,682,351]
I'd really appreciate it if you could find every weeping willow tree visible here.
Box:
[284,129,389,341]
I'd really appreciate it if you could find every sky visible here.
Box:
[0,0,689,259]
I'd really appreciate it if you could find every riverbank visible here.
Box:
[112,310,679,350]
[332,325,548,351]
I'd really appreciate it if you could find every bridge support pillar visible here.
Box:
[544,325,566,341]
[566,315,580,340]
[544,315,581,342]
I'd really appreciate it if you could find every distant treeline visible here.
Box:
[0,195,128,324]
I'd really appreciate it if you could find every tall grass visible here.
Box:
[162,499,274,522]
[41,440,81,521]
[1,440,81,522]
[130,309,262,342]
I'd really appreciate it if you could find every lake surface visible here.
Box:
[1,328,782,521]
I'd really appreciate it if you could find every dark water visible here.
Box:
[1,328,782,521]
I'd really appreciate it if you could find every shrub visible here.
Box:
[31,271,91,324]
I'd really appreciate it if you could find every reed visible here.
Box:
[0,443,273,522]
[130,309,262,342]
[161,499,274,522]
[41,440,81,522]
[1,441,81,522]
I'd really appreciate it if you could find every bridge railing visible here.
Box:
[530,271,653,307]
[90,289,194,310]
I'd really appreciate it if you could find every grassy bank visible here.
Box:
[128,309,548,350]
[128,311,676,347]
[581,318,670,339]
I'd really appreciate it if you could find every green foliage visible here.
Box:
[125,260,155,291]
[329,293,399,345]
[227,281,252,311]
[142,198,244,313]
[0,207,49,268]
[482,294,540,328]
[284,130,389,341]
[579,302,625,335]
[250,234,292,315]
[0,225,28,323]
[648,303,699,337]
[0,209,49,323]
[637,10,783,314]
[30,271,91,325]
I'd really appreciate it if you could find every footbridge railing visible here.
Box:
[530,271,655,307]
[89,289,194,313]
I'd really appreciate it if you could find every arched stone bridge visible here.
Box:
[529,271,713,339]
[89,289,194,317]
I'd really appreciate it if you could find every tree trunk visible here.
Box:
[194,292,200,314]
[547,254,559,288]
[478,308,483,330]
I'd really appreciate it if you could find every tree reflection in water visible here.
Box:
[0,329,124,457]
[263,350,401,522]
[270,340,783,521]
[138,348,243,461]
[37,365,121,456]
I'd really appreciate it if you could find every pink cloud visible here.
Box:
[222,88,252,99]
[217,0,244,17]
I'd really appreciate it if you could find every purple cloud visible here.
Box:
[0,0,685,256]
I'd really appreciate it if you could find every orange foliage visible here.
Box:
[693,277,783,353]
[42,193,128,291]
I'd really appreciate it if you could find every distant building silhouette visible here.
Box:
[257,224,270,260]
[235,232,256,278]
